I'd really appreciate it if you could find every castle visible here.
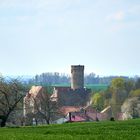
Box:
[23,65,91,124]
[51,65,91,106]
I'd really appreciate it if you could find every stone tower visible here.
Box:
[71,65,84,90]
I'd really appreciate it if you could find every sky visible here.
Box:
[0,0,140,76]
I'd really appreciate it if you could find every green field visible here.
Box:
[85,84,108,92]
[0,119,140,140]
[52,84,108,92]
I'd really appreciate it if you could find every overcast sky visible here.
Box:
[0,0,140,76]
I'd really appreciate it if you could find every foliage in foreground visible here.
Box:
[0,119,140,140]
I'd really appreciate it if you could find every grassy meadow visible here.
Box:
[0,119,140,140]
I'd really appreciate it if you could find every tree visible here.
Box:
[124,80,135,94]
[135,78,140,89]
[130,89,140,97]
[103,88,112,107]
[92,92,104,111]
[24,86,59,125]
[0,78,26,127]
[110,78,128,118]
[34,88,58,125]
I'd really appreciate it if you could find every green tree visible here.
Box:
[103,88,112,107]
[124,80,135,94]
[110,78,128,118]
[130,89,140,97]
[92,92,104,111]
[135,78,140,89]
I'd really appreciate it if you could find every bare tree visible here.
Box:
[0,78,26,127]
[34,89,58,124]
[24,86,59,125]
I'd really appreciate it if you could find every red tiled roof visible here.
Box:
[71,115,86,122]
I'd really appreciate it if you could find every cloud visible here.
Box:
[107,11,125,22]
[106,3,140,32]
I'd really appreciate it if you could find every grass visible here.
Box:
[0,119,140,140]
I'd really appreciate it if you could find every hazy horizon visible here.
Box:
[2,72,139,78]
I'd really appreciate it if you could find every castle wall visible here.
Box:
[57,88,91,106]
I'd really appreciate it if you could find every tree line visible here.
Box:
[27,72,139,85]
[91,78,140,119]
